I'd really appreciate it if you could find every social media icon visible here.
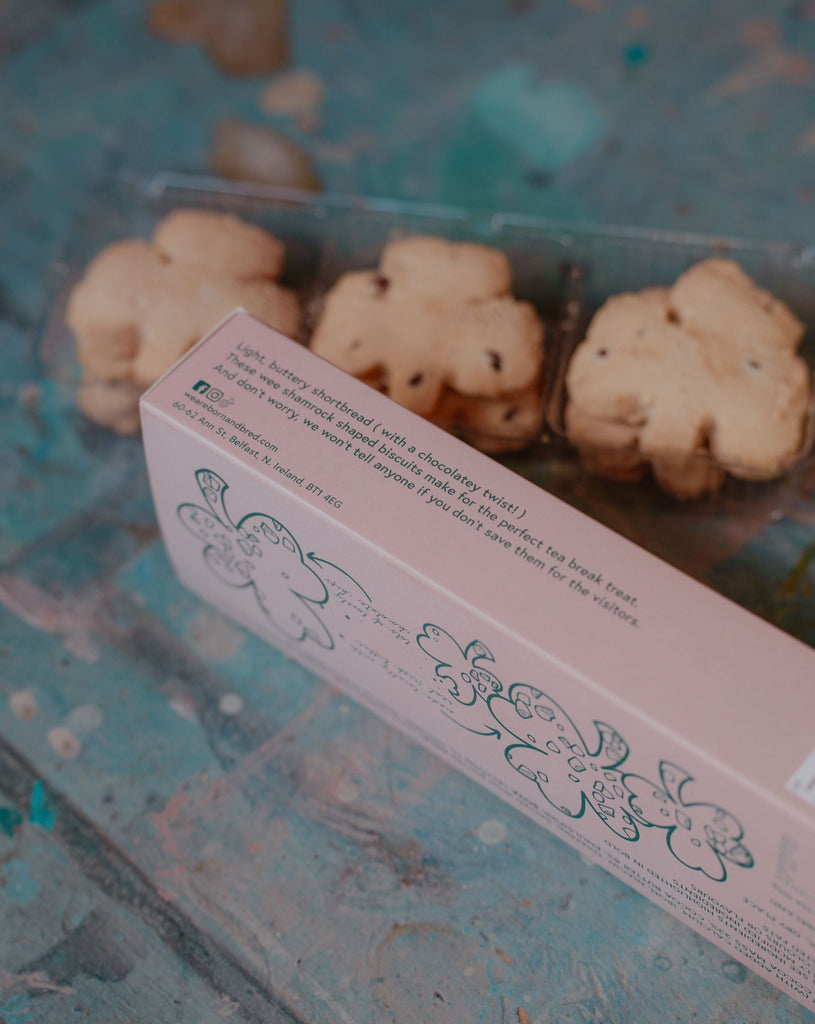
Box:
[208,388,224,402]
[193,380,210,393]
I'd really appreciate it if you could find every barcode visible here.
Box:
[787,748,815,806]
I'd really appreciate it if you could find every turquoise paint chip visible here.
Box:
[29,781,56,831]
[0,992,33,1022]
[470,63,605,173]
[0,807,22,837]
[624,43,649,66]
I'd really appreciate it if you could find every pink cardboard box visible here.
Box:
[141,310,815,1009]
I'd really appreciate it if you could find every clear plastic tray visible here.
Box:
[41,171,815,575]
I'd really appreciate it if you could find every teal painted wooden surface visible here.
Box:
[0,777,266,1024]
[3,1,815,1021]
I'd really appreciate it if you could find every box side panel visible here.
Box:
[142,400,815,1011]
[140,314,815,799]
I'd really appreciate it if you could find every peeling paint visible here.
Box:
[47,726,82,760]
[0,968,72,996]
[8,690,38,720]
[0,575,101,662]
[707,44,812,100]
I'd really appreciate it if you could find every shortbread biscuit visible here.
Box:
[76,378,144,437]
[430,383,545,454]
[565,265,811,498]
[670,258,804,354]
[152,208,286,279]
[67,209,300,434]
[309,236,544,445]
[379,235,513,303]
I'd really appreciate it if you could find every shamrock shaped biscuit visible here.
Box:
[67,209,301,434]
[565,260,811,498]
[670,257,804,354]
[309,236,544,425]
[429,383,545,454]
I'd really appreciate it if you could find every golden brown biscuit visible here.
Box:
[309,236,545,433]
[670,258,804,354]
[430,384,545,454]
[564,265,811,498]
[152,208,286,279]
[67,209,300,434]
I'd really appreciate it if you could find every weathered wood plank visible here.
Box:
[0,771,287,1023]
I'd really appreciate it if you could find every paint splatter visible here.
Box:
[147,0,288,76]
[29,781,55,830]
[187,609,245,663]
[64,704,103,733]
[0,968,73,996]
[623,42,648,66]
[8,690,38,720]
[219,994,242,1017]
[469,64,605,174]
[218,693,244,716]
[707,36,812,100]
[260,70,324,132]
[0,807,23,837]
[169,692,199,723]
[477,819,507,845]
[210,119,321,190]
[721,959,748,983]
[0,575,100,662]
[47,726,81,760]
[625,7,651,30]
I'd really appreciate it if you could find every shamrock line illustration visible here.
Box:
[177,468,334,648]
[417,624,503,738]
[417,622,753,881]
[490,682,639,841]
[625,762,753,881]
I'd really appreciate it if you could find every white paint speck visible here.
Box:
[188,610,244,662]
[47,727,81,759]
[333,777,359,804]
[169,695,199,723]
[260,70,324,131]
[64,634,100,663]
[218,693,244,716]
[218,994,241,1018]
[477,819,507,845]
[65,703,103,734]
[9,690,39,720]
